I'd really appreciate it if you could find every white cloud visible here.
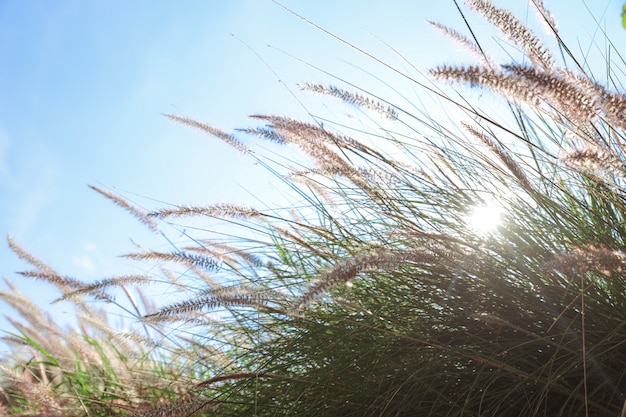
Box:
[72,255,95,274]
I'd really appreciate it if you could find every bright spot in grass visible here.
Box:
[468,201,503,234]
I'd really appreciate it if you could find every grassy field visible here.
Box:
[2,1,626,416]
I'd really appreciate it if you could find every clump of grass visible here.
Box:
[0,237,224,416]
[3,1,626,416]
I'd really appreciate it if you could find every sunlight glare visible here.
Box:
[468,201,503,234]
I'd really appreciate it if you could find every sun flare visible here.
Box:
[468,202,503,234]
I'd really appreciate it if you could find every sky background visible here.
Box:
[0,0,624,352]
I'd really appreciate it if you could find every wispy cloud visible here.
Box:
[71,242,99,276]
[72,254,96,274]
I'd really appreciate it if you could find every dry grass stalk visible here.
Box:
[16,271,112,305]
[503,65,603,124]
[319,160,373,191]
[285,171,338,206]
[292,248,442,311]
[251,114,365,151]
[562,145,626,176]
[430,65,535,100]
[1,295,101,372]
[135,286,158,315]
[54,274,154,302]
[1,335,30,347]
[302,83,398,120]
[7,237,56,275]
[0,281,52,333]
[188,242,265,268]
[250,115,347,163]
[123,251,219,271]
[139,311,217,327]
[427,20,493,67]
[250,115,374,190]
[55,329,106,370]
[183,246,236,268]
[545,245,626,277]
[145,284,271,319]
[271,225,327,259]
[465,0,554,71]
[0,301,101,373]
[75,313,139,362]
[89,185,158,231]
[183,264,221,291]
[236,126,286,144]
[15,271,81,293]
[463,122,535,192]
[597,89,626,130]
[149,203,264,219]
[552,68,626,133]
[530,0,558,34]
[429,64,626,129]
[164,114,249,154]
[0,366,62,415]
[157,266,193,291]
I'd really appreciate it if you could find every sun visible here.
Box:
[467,201,503,234]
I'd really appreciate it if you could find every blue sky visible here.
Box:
[0,1,623,349]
